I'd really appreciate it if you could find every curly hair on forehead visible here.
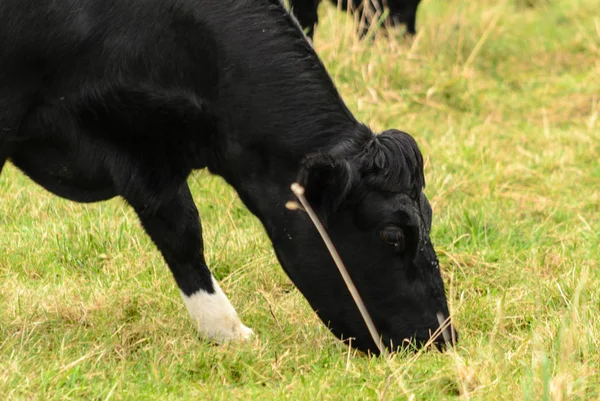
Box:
[326,127,426,195]
[297,128,426,223]
[355,129,426,198]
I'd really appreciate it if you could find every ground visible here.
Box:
[1,0,599,399]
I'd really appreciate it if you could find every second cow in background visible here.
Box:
[289,0,422,39]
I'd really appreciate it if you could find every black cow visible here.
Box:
[289,0,422,40]
[0,0,455,354]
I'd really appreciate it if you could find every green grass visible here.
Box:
[1,0,599,399]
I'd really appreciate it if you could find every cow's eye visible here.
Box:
[380,225,406,252]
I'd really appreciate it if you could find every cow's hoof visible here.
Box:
[192,314,254,344]
[181,276,254,344]
[204,321,254,344]
[237,323,254,341]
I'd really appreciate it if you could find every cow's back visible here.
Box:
[0,0,351,161]
[0,0,221,140]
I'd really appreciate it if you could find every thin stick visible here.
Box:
[290,183,386,355]
[436,312,452,346]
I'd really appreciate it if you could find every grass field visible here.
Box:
[1,0,599,399]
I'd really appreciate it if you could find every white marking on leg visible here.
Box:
[181,276,253,343]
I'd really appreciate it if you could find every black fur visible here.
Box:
[289,0,422,39]
[298,128,425,221]
[0,0,454,354]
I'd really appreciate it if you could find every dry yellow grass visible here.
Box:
[1,0,599,399]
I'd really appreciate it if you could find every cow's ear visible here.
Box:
[296,153,355,222]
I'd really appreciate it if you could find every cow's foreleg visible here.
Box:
[125,183,253,343]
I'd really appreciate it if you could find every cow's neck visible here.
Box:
[200,0,366,239]
[204,1,358,155]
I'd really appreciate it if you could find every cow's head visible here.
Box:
[277,128,456,355]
